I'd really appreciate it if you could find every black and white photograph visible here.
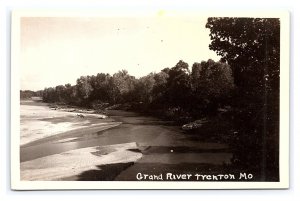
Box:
[11,10,289,189]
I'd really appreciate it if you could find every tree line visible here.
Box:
[41,59,234,120]
[20,90,43,99]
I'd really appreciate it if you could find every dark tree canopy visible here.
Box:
[166,60,191,108]
[206,18,280,90]
[191,59,234,100]
[191,59,234,115]
[206,18,280,179]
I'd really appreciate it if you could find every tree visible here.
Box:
[76,76,93,106]
[206,18,280,180]
[151,70,169,108]
[166,60,191,108]
[133,73,155,104]
[111,70,136,103]
[64,83,77,104]
[42,87,57,103]
[191,59,234,115]
[89,73,111,103]
[55,85,66,103]
[206,18,279,91]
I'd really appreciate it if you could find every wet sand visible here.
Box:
[20,100,110,145]
[20,101,232,181]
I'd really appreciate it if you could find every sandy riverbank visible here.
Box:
[20,100,144,181]
[20,100,232,181]
[20,100,109,145]
[21,142,142,181]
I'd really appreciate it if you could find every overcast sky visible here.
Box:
[21,16,220,91]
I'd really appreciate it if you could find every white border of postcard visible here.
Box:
[11,9,290,190]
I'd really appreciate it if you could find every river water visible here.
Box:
[20,101,232,181]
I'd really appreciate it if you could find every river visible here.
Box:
[20,101,232,181]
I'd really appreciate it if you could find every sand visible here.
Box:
[21,142,142,181]
[20,102,109,145]
[20,101,232,181]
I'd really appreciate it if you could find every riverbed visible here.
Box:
[20,100,232,181]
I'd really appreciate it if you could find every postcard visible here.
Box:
[11,9,289,189]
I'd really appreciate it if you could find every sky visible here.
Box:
[20,15,220,91]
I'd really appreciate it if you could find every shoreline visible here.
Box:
[21,121,121,149]
[21,142,142,181]
[20,100,111,146]
[20,100,237,181]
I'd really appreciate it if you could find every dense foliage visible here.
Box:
[20,90,43,99]
[206,17,280,180]
[41,59,234,121]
